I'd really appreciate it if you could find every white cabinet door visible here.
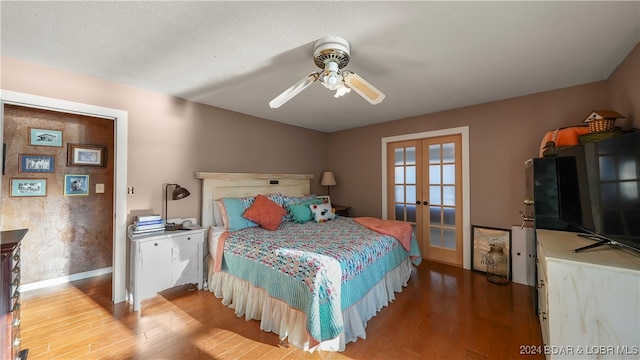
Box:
[171,233,202,287]
[138,239,172,301]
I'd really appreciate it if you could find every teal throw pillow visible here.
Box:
[223,197,257,231]
[288,199,322,223]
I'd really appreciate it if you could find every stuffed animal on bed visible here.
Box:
[310,202,336,222]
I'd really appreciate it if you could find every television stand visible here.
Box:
[573,234,614,253]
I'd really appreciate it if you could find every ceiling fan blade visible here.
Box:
[343,71,385,105]
[269,72,319,108]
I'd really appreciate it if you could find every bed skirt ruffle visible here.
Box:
[206,256,413,352]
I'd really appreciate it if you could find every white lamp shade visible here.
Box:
[320,172,336,186]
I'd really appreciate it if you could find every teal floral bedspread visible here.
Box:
[220,217,415,342]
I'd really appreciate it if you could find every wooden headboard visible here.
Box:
[194,172,314,229]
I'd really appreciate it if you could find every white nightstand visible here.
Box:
[127,227,205,311]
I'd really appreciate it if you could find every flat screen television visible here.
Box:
[556,130,640,253]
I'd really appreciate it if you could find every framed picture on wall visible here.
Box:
[67,143,105,167]
[29,128,63,147]
[317,195,331,207]
[10,178,47,197]
[64,174,90,196]
[19,154,55,173]
[471,225,511,277]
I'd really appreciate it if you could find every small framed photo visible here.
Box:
[64,174,90,196]
[29,128,63,147]
[19,154,55,173]
[10,178,47,197]
[317,195,331,207]
[68,144,105,167]
[471,225,511,277]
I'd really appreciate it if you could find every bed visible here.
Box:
[195,172,421,352]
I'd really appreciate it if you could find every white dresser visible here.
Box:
[536,229,640,359]
[127,227,205,311]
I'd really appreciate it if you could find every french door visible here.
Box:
[387,134,463,266]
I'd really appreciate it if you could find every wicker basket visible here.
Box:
[588,118,615,133]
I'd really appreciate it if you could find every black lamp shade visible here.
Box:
[165,183,190,225]
[172,185,190,200]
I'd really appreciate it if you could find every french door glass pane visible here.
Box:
[430,185,441,205]
[429,165,441,184]
[406,185,416,203]
[395,166,404,183]
[430,207,440,224]
[406,166,417,184]
[443,164,455,184]
[443,228,456,249]
[429,227,441,246]
[394,148,404,165]
[395,185,405,202]
[443,186,455,206]
[406,205,416,223]
[429,144,440,164]
[395,204,404,220]
[443,207,456,226]
[406,147,416,165]
[443,143,455,162]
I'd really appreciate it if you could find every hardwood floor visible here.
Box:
[20,261,544,359]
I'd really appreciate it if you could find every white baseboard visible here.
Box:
[19,267,113,293]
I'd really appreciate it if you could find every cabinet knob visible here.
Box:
[154,243,158,246]
[187,237,191,240]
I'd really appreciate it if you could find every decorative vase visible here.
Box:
[485,244,509,285]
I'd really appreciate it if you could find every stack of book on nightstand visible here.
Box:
[130,214,165,236]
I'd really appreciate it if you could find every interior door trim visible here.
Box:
[381,126,470,269]
[1,90,129,303]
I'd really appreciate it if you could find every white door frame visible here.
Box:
[381,126,471,269]
[0,90,128,303]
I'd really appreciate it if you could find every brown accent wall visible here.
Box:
[2,105,114,283]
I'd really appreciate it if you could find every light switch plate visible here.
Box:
[96,183,105,193]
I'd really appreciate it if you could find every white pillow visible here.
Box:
[213,200,227,228]
[310,202,336,223]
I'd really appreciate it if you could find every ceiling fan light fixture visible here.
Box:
[269,35,385,108]
[334,83,351,98]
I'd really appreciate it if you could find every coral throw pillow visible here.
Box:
[243,194,287,230]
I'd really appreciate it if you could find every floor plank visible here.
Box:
[20,260,544,359]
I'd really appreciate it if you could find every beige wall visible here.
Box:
[2,56,328,224]
[1,56,327,284]
[327,43,639,231]
[1,41,637,282]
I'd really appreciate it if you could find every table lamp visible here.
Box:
[164,183,190,230]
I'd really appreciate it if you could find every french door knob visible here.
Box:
[416,201,421,205]
[423,201,429,206]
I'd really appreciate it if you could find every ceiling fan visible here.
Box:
[269,36,385,108]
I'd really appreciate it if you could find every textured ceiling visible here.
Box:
[1,1,639,133]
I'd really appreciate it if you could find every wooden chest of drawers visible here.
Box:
[1,229,28,360]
